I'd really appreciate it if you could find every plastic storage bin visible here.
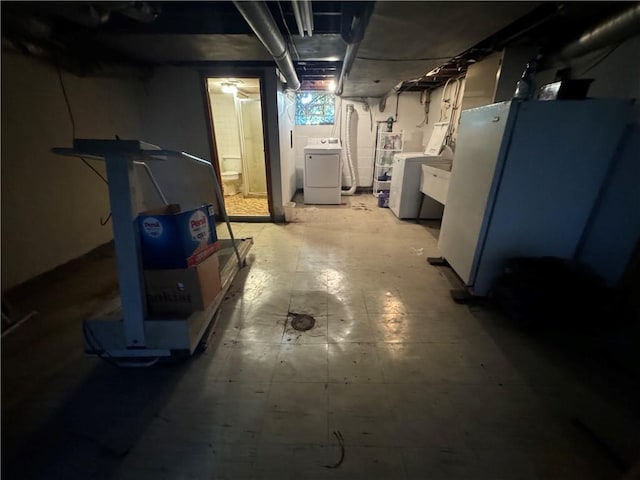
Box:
[377,191,390,208]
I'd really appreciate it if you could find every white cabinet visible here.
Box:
[373,130,403,195]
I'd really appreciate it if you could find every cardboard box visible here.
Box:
[144,253,221,315]
[138,203,219,269]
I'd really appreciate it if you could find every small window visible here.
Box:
[295,92,335,125]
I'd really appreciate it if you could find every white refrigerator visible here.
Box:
[438,99,632,296]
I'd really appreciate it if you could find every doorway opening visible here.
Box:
[206,77,270,219]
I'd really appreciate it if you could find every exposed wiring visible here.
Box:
[439,78,452,122]
[80,156,109,185]
[416,90,431,127]
[83,319,160,368]
[439,77,461,122]
[57,64,76,136]
[447,77,463,145]
[82,319,125,368]
[277,1,300,61]
[100,212,112,226]
[436,76,464,148]
[363,98,373,132]
[57,64,112,224]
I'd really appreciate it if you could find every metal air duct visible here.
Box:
[551,3,640,65]
[335,1,375,96]
[233,1,301,91]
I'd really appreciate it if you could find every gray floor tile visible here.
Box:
[4,193,636,480]
[323,445,407,480]
[328,343,385,383]
[370,312,470,344]
[328,383,391,415]
[402,446,481,480]
[289,290,329,317]
[377,342,494,384]
[327,313,376,343]
[236,317,287,344]
[273,344,328,382]
[215,343,281,382]
[261,412,328,445]
[267,382,328,415]
[252,443,329,480]
[363,288,407,315]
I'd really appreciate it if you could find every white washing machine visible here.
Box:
[303,138,342,204]
[389,122,451,219]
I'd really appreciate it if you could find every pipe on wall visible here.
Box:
[233,1,301,91]
[342,104,357,195]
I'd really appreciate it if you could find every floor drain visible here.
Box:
[288,313,316,331]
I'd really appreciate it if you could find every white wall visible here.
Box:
[1,59,294,287]
[293,92,428,189]
[137,67,218,211]
[1,53,144,289]
[277,87,296,203]
[209,93,241,160]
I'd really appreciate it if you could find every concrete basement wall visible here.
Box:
[137,67,218,211]
[1,60,290,287]
[1,53,144,289]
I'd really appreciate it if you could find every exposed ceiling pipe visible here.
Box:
[233,1,301,91]
[41,3,111,27]
[301,0,314,37]
[335,1,375,97]
[292,0,313,37]
[290,1,305,37]
[379,81,405,112]
[545,3,640,67]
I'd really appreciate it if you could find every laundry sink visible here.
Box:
[423,158,453,171]
[420,163,452,205]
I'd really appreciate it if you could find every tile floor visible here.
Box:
[223,194,269,217]
[2,194,639,480]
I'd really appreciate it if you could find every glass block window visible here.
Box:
[295,92,335,125]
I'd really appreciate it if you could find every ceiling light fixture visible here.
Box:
[221,83,238,94]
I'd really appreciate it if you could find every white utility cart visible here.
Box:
[53,139,252,366]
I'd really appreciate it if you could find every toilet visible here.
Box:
[221,156,242,196]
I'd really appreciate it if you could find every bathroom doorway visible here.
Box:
[206,77,270,219]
